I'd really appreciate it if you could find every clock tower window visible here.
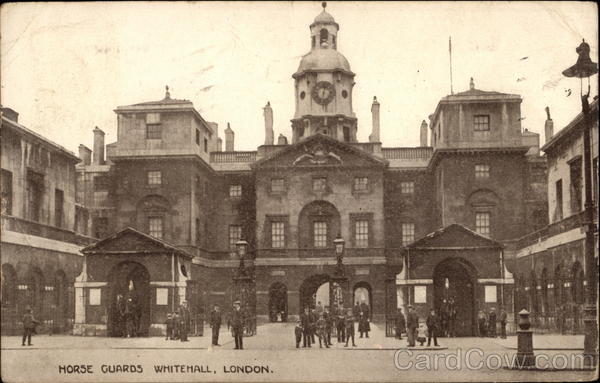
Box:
[320,29,329,46]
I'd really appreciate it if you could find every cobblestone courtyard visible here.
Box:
[1,322,595,382]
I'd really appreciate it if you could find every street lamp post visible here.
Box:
[331,234,348,310]
[232,238,256,336]
[562,39,598,368]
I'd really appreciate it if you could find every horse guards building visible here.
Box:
[1,4,597,338]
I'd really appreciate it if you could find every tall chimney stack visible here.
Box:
[277,133,288,145]
[544,106,554,143]
[369,96,380,142]
[93,127,105,165]
[78,144,92,165]
[225,123,234,151]
[263,102,274,145]
[420,120,428,147]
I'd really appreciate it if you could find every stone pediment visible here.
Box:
[81,227,193,258]
[406,224,503,249]
[251,134,387,169]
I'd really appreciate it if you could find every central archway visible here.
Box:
[433,257,477,336]
[107,261,151,337]
[299,274,331,313]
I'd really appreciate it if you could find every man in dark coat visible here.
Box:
[447,298,457,337]
[336,305,346,342]
[426,309,440,347]
[231,301,245,349]
[488,307,497,338]
[209,304,222,346]
[499,307,507,339]
[300,307,312,348]
[323,307,333,346]
[360,300,370,320]
[116,294,126,337]
[178,301,191,342]
[406,305,419,347]
[124,298,135,338]
[358,311,370,338]
[165,313,174,340]
[309,309,318,344]
[395,308,406,340]
[344,309,356,347]
[353,302,361,318]
[22,307,40,346]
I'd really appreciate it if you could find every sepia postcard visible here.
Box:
[0,1,598,382]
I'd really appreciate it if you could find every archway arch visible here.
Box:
[1,263,17,309]
[54,270,68,331]
[353,282,372,318]
[299,274,331,314]
[298,200,341,249]
[25,267,44,317]
[107,261,151,337]
[268,282,288,322]
[433,257,477,336]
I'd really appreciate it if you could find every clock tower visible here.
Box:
[291,2,357,144]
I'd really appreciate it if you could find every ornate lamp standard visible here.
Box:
[331,234,349,310]
[232,238,256,335]
[562,39,598,368]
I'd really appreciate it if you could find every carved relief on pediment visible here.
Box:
[292,144,342,166]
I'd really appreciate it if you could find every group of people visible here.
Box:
[294,301,371,349]
[394,305,442,347]
[164,301,191,341]
[477,307,507,338]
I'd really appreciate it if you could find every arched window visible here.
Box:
[1,264,17,308]
[554,265,563,308]
[571,262,584,305]
[541,268,548,313]
[319,29,328,46]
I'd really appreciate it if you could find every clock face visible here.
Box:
[311,81,335,105]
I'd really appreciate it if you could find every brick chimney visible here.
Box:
[369,97,380,142]
[225,123,234,151]
[420,120,428,147]
[263,102,274,145]
[78,144,92,165]
[93,127,105,165]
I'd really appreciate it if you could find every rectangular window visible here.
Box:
[270,178,285,193]
[94,217,108,239]
[569,158,582,213]
[195,129,200,146]
[229,184,242,198]
[1,169,13,215]
[146,124,161,139]
[555,179,563,221]
[401,223,415,246]
[204,138,208,153]
[354,177,368,192]
[475,164,490,179]
[271,221,285,248]
[147,171,162,185]
[313,221,328,248]
[54,189,64,228]
[26,171,43,222]
[148,216,163,239]
[400,181,414,194]
[229,225,242,252]
[475,212,491,237]
[355,220,369,248]
[474,115,490,131]
[343,126,351,142]
[312,177,327,192]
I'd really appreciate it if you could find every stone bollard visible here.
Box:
[516,309,535,367]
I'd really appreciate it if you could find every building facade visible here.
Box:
[69,5,547,337]
[510,100,599,334]
[1,107,94,335]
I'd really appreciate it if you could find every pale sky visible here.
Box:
[1,1,598,154]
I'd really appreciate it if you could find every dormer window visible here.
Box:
[320,29,328,46]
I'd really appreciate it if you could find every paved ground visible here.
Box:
[1,323,597,383]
